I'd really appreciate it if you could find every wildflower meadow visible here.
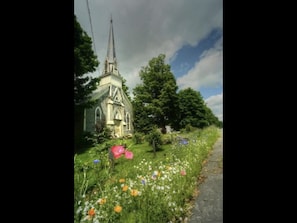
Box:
[74,126,221,223]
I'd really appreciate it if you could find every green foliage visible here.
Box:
[122,77,131,101]
[74,14,100,149]
[185,124,195,132]
[78,127,112,149]
[161,133,175,145]
[133,132,144,144]
[132,54,179,133]
[96,126,112,144]
[146,127,163,150]
[204,106,223,128]
[178,87,213,129]
[74,14,100,109]
[82,131,98,147]
[131,100,155,134]
[132,54,222,133]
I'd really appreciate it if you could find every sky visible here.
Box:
[74,0,223,121]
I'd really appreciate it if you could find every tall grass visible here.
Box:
[74,126,220,223]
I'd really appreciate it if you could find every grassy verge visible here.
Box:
[74,126,221,223]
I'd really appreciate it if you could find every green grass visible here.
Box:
[74,126,221,223]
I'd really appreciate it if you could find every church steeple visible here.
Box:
[107,16,116,62]
[103,16,119,75]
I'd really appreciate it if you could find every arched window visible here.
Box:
[95,107,101,124]
[126,112,130,130]
[114,109,121,120]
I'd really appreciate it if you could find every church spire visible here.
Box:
[103,15,119,76]
[107,15,116,61]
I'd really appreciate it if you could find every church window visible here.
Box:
[126,112,130,130]
[115,110,121,120]
[95,107,101,124]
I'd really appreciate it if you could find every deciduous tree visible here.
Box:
[74,15,100,151]
[132,54,179,133]
[74,15,100,109]
[178,87,222,129]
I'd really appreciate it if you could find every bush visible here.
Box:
[82,131,97,147]
[185,124,193,132]
[162,134,175,145]
[133,132,144,144]
[96,127,112,144]
[146,128,162,150]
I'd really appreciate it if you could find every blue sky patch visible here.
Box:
[170,28,222,79]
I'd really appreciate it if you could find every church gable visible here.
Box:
[111,85,124,105]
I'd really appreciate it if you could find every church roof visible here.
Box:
[92,85,109,100]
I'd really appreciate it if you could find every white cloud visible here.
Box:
[176,36,222,91]
[75,0,223,93]
[205,93,223,121]
[176,36,223,121]
[75,0,223,121]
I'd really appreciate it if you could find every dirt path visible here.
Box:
[188,129,223,223]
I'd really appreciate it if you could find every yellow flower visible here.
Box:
[122,185,129,192]
[97,198,106,205]
[114,205,122,213]
[119,178,125,183]
[130,189,139,196]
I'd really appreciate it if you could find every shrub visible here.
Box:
[133,132,144,144]
[185,124,193,132]
[162,134,174,145]
[82,131,97,147]
[146,127,162,150]
[96,127,112,144]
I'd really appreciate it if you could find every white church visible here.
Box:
[83,18,134,138]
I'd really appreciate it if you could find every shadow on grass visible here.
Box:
[74,144,91,155]
[74,141,112,155]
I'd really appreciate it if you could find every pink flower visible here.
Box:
[124,150,134,159]
[111,145,125,159]
[180,170,186,176]
[110,145,134,160]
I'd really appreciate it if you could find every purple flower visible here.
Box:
[93,159,100,164]
[179,139,188,145]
